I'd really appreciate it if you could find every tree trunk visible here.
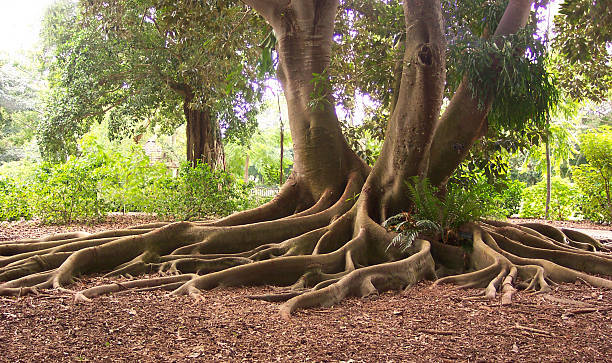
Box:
[184,100,225,169]
[244,153,250,183]
[246,0,369,207]
[279,124,284,186]
[545,138,551,219]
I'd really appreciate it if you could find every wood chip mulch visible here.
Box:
[1,217,610,362]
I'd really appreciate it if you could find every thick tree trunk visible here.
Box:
[427,0,534,186]
[361,0,446,222]
[247,0,368,206]
[184,100,225,169]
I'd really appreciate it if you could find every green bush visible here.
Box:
[30,157,109,224]
[572,126,612,223]
[498,179,525,217]
[0,176,32,221]
[520,177,578,220]
[90,142,168,213]
[146,161,254,220]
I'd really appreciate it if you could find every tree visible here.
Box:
[1,0,610,317]
[39,0,265,167]
[0,57,41,162]
[552,0,611,103]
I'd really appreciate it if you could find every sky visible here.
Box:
[0,0,57,55]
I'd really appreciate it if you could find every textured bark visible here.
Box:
[184,100,225,169]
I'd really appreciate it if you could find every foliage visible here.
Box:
[146,161,255,220]
[39,0,267,161]
[572,126,612,222]
[0,56,42,162]
[520,177,578,220]
[341,117,386,166]
[450,154,524,218]
[384,178,500,251]
[30,157,109,224]
[0,176,32,221]
[552,0,611,102]
[498,179,525,217]
[447,26,559,134]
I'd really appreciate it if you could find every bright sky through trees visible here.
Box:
[0,0,59,54]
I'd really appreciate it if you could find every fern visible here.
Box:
[385,177,499,250]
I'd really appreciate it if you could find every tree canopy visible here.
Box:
[39,0,268,163]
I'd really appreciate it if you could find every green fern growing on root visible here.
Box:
[384,177,499,252]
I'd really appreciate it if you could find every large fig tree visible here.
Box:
[1,0,610,316]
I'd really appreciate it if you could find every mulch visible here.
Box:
[1,217,611,362]
[509,217,611,231]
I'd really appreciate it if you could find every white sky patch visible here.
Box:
[0,0,57,55]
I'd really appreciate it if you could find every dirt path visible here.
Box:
[1,217,610,362]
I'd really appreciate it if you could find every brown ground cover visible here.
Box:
[1,217,610,362]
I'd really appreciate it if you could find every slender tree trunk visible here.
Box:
[244,153,250,183]
[183,100,225,169]
[279,123,284,186]
[545,139,551,219]
[278,92,285,186]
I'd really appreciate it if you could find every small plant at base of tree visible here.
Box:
[384,178,499,252]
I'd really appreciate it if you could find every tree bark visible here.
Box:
[427,0,534,186]
[183,99,225,169]
[244,0,368,206]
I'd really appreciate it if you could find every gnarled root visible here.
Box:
[2,181,611,317]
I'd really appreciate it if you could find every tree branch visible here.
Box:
[241,0,288,25]
[427,0,534,186]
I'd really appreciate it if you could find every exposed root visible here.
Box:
[278,238,436,319]
[1,184,611,318]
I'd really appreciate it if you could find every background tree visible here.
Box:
[552,0,611,103]
[0,57,41,162]
[1,0,610,317]
[39,0,267,166]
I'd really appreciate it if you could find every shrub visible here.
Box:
[519,177,578,220]
[384,178,501,251]
[93,143,168,213]
[0,176,32,221]
[30,157,109,224]
[572,126,612,223]
[146,161,254,220]
[498,179,525,217]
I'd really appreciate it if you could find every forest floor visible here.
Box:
[1,216,610,362]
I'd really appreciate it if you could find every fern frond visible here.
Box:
[382,214,406,228]
[414,219,441,233]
